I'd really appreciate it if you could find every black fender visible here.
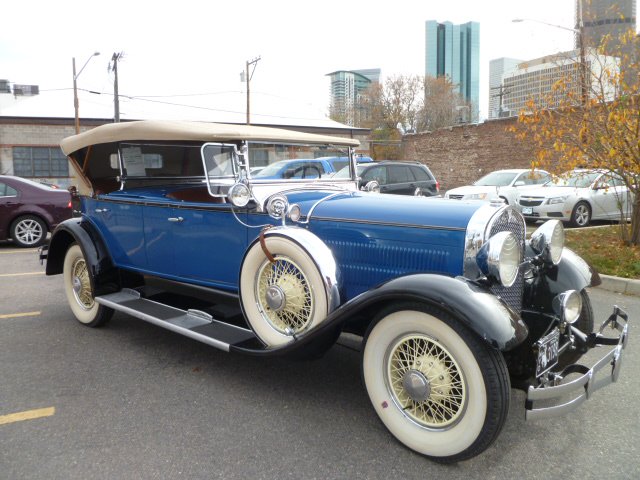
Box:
[231,273,529,356]
[524,246,601,313]
[45,217,119,296]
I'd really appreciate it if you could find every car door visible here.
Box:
[0,181,19,239]
[171,204,249,289]
[384,165,414,195]
[590,173,624,220]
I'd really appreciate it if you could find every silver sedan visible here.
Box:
[515,169,632,227]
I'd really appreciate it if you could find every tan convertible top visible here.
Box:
[60,120,359,155]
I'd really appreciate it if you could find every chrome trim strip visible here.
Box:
[308,216,467,231]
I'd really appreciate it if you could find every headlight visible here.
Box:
[228,183,252,207]
[530,220,564,265]
[477,231,522,287]
[552,290,582,324]
[466,192,488,200]
[547,195,568,205]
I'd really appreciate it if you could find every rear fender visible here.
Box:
[46,218,118,295]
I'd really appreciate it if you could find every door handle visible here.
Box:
[168,217,184,223]
[95,208,109,213]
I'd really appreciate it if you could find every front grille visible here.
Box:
[487,207,526,313]
[448,195,464,200]
[519,198,544,207]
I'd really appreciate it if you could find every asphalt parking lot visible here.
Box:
[1,240,638,480]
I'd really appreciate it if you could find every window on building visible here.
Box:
[12,147,69,177]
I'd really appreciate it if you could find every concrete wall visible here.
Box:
[401,117,537,192]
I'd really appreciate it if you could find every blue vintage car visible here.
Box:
[43,120,629,463]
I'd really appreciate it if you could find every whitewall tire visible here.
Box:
[63,244,113,327]
[240,235,328,347]
[362,304,510,462]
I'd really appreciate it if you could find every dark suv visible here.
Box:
[335,161,439,196]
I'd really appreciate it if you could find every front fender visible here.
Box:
[525,247,601,313]
[349,274,529,351]
[45,217,117,295]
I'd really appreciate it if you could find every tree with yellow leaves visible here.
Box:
[510,28,640,245]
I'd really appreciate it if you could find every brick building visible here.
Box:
[401,117,536,192]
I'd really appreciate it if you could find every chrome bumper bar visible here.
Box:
[525,306,629,420]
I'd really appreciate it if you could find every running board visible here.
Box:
[95,288,256,352]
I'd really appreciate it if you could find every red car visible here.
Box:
[0,175,72,247]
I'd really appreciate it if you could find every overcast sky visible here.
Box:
[1,0,599,121]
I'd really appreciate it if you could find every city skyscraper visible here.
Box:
[326,69,381,127]
[577,0,636,52]
[488,58,522,119]
[425,20,480,122]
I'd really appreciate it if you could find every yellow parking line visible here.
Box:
[0,249,38,254]
[0,311,41,319]
[0,407,55,425]
[0,272,44,277]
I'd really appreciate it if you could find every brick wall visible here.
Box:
[401,117,538,193]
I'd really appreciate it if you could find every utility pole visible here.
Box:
[490,85,511,118]
[245,56,261,125]
[576,0,587,106]
[109,52,124,122]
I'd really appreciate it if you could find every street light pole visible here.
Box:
[512,15,587,105]
[245,56,261,125]
[72,52,100,134]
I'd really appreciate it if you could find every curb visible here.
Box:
[597,274,640,297]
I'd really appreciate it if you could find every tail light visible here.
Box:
[67,201,72,209]
[436,180,440,192]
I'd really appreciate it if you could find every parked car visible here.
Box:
[252,156,372,180]
[334,161,440,196]
[444,169,550,205]
[42,120,629,463]
[0,175,72,247]
[516,169,633,227]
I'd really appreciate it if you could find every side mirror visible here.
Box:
[283,168,295,179]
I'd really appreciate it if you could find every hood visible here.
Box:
[285,190,486,231]
[518,185,585,198]
[447,185,503,197]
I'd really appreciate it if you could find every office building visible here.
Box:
[578,0,636,52]
[488,58,523,119]
[501,49,619,116]
[326,69,380,126]
[425,20,480,122]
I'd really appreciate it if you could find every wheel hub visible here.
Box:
[265,285,286,311]
[402,369,431,402]
[72,276,82,294]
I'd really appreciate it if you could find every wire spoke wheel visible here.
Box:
[71,257,94,310]
[63,244,113,327]
[256,255,313,334]
[387,334,466,429]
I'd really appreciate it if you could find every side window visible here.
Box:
[362,166,387,184]
[0,183,17,197]
[388,165,412,183]
[410,166,431,181]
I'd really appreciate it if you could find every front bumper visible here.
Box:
[525,306,629,420]
[518,201,571,221]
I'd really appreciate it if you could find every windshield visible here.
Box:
[473,171,518,187]
[248,142,351,180]
[333,164,364,179]
[549,171,600,188]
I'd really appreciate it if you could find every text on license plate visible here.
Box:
[522,207,533,215]
[536,328,560,377]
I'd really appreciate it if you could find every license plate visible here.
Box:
[536,328,560,376]
[522,207,533,215]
